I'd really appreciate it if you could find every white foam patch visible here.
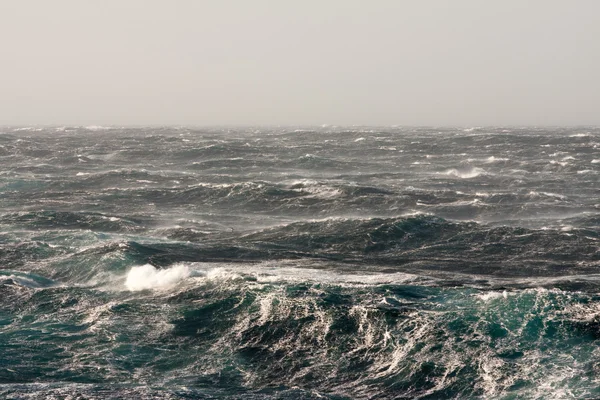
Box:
[467,156,509,163]
[475,290,509,302]
[444,167,485,179]
[485,156,509,163]
[527,191,567,200]
[286,179,342,199]
[131,260,425,288]
[549,160,569,167]
[85,125,112,131]
[1,273,46,288]
[125,264,190,291]
[569,133,590,137]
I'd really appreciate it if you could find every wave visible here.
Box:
[0,211,145,233]
[0,240,66,269]
[0,270,56,288]
[3,210,599,281]
[50,215,594,279]
[48,169,197,190]
[125,263,191,291]
[5,265,599,399]
[443,167,486,179]
[569,133,592,138]
[235,216,599,273]
[103,181,405,216]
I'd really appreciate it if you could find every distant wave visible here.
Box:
[443,167,486,178]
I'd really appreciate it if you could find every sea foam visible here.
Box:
[444,167,485,179]
[125,264,190,291]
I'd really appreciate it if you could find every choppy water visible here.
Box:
[1,126,599,399]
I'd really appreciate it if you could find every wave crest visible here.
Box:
[444,167,486,179]
[125,264,190,291]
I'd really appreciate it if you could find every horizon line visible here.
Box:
[2,124,599,129]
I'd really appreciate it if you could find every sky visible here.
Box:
[1,0,599,126]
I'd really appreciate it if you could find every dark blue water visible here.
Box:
[1,126,599,399]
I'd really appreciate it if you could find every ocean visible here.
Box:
[0,126,599,399]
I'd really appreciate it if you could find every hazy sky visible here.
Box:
[1,1,599,126]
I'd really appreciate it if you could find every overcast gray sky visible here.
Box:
[1,1,599,126]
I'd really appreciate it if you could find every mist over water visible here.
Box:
[1,126,600,399]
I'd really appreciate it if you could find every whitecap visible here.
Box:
[549,160,568,167]
[527,191,566,200]
[485,156,509,163]
[287,179,342,199]
[569,133,590,137]
[125,264,190,291]
[475,290,508,302]
[444,167,485,179]
[85,125,112,131]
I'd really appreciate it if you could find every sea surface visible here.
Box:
[1,126,599,399]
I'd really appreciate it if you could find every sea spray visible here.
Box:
[125,264,191,291]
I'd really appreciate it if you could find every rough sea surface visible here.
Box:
[1,126,599,399]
